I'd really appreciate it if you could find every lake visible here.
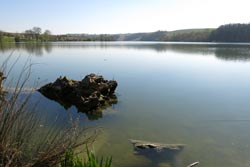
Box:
[1,42,250,167]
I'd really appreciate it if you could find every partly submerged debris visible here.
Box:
[130,139,185,166]
[38,73,118,118]
[130,139,185,155]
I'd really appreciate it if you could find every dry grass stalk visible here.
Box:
[0,54,99,167]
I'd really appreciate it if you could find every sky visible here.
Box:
[0,0,249,34]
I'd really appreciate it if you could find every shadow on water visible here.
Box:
[1,42,250,61]
[41,94,118,121]
[53,42,250,62]
[134,150,182,167]
[36,88,118,121]
[0,42,53,56]
[129,140,185,167]
[214,45,250,61]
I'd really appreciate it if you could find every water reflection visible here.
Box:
[214,46,250,61]
[141,151,181,167]
[0,42,52,56]
[1,42,250,61]
[39,93,118,121]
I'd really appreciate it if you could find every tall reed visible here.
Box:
[0,53,99,167]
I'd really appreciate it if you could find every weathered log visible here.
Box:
[130,139,185,154]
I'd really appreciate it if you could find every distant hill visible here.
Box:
[107,29,212,42]
[114,31,167,41]
[66,25,248,42]
[163,29,214,42]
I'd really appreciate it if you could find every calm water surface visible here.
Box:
[1,42,250,167]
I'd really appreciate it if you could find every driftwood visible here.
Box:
[130,139,185,154]
[187,162,199,167]
[130,139,199,167]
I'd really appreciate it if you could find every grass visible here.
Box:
[0,36,15,43]
[0,54,101,166]
[60,147,112,167]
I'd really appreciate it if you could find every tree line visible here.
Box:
[113,23,250,42]
[0,27,52,42]
[161,23,250,42]
[209,23,250,42]
[0,27,116,42]
[1,24,250,43]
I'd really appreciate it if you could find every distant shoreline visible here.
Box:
[1,23,250,43]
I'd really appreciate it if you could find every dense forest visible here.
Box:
[209,23,250,42]
[1,23,250,43]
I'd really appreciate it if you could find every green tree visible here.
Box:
[33,27,42,41]
[44,29,51,35]
[209,23,250,42]
[32,26,42,35]
[42,29,52,41]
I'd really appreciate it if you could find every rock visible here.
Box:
[38,74,118,119]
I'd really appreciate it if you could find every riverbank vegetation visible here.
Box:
[61,148,112,167]
[0,56,111,166]
[0,27,116,43]
[1,23,250,43]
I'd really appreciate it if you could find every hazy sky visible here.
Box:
[0,0,249,34]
